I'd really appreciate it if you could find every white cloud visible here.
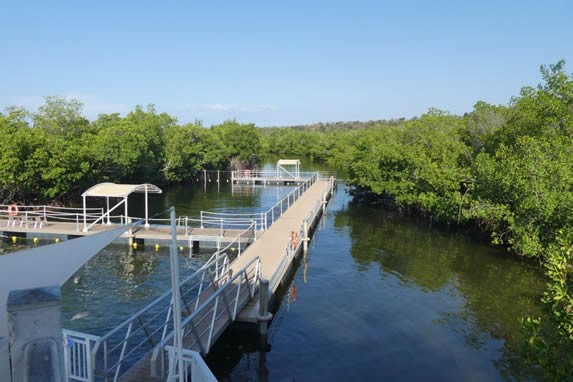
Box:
[183,103,278,113]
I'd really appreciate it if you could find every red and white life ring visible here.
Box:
[7,204,18,217]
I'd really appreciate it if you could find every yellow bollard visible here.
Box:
[155,244,160,251]
[132,242,138,250]
[11,236,17,244]
[33,237,39,244]
[179,246,184,251]
[55,238,61,243]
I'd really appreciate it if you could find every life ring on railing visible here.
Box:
[292,231,299,248]
[7,204,18,217]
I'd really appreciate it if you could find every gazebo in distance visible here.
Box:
[276,159,301,180]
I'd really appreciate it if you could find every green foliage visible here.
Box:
[262,61,573,378]
[0,101,262,203]
[212,121,262,167]
[163,124,225,182]
[522,229,573,381]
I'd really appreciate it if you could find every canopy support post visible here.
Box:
[106,197,111,224]
[124,197,128,225]
[145,184,150,228]
[82,195,87,232]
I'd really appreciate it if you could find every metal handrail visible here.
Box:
[193,220,256,262]
[150,256,261,378]
[165,346,217,382]
[88,252,231,381]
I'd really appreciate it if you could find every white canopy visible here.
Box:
[82,183,162,231]
[82,183,162,198]
[276,159,300,166]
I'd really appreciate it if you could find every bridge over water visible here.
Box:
[57,172,334,381]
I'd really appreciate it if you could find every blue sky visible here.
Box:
[1,1,572,126]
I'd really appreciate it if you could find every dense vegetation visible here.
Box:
[264,61,573,379]
[0,101,262,204]
[2,61,572,378]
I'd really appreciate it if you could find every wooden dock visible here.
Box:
[233,179,331,322]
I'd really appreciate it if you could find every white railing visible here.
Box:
[63,329,101,382]
[87,252,231,382]
[269,179,333,290]
[199,210,264,233]
[262,172,318,230]
[151,256,261,379]
[200,172,319,237]
[0,204,104,231]
[193,220,257,259]
[165,346,217,382]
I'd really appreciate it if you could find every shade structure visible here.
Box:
[276,159,301,179]
[82,183,162,198]
[81,183,162,231]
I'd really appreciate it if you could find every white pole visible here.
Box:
[106,197,111,224]
[82,195,87,232]
[144,185,150,228]
[169,207,184,381]
[124,197,128,225]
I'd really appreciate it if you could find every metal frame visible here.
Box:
[165,346,216,382]
[81,183,162,232]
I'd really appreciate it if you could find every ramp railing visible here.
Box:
[151,255,262,379]
[63,329,101,382]
[165,346,217,382]
[1,204,104,231]
[86,251,231,381]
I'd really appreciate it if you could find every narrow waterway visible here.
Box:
[0,165,546,380]
[208,185,545,381]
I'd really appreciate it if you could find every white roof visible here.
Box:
[277,159,300,165]
[82,183,162,198]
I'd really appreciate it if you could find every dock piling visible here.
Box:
[303,219,309,253]
[257,279,272,336]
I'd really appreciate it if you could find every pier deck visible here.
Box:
[0,220,259,247]
[118,179,332,381]
[233,179,330,322]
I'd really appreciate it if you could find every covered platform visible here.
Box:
[81,183,162,231]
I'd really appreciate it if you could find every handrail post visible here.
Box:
[220,218,223,237]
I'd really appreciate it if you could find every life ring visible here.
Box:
[7,204,18,217]
[292,231,299,248]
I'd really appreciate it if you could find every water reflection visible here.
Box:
[115,247,160,283]
[336,199,546,378]
[210,186,547,381]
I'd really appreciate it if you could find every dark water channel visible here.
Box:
[0,163,546,381]
[207,186,545,381]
